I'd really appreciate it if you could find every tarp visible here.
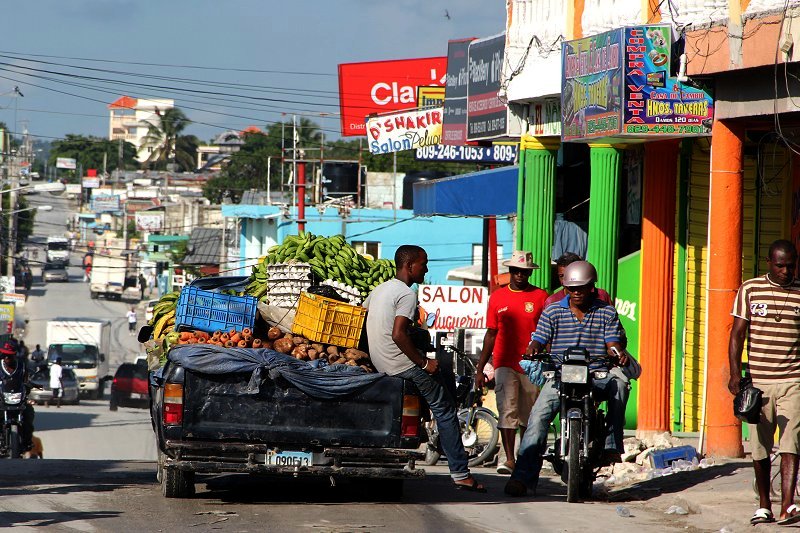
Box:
[166,345,385,400]
[412,166,518,217]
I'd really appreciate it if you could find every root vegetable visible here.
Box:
[267,327,282,340]
[292,336,307,346]
[311,343,324,353]
[180,332,193,341]
[273,338,294,354]
[345,360,357,366]
[237,340,248,348]
[242,327,252,336]
[220,333,230,343]
[307,349,318,360]
[326,346,339,357]
[344,348,369,361]
[359,365,372,373]
[262,340,273,350]
[252,339,263,349]
[225,340,236,348]
[291,345,309,360]
[336,357,347,365]
[230,333,242,344]
[327,353,339,364]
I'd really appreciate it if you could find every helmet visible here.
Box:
[562,261,598,287]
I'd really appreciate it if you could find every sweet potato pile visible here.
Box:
[267,327,374,373]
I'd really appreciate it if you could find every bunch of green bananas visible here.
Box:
[150,291,180,340]
[246,260,270,303]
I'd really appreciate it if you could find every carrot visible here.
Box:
[243,334,253,344]
[230,333,242,344]
[187,338,197,344]
[178,339,188,345]
[196,338,206,344]
[252,338,263,348]
[180,332,193,341]
[225,340,235,348]
[213,330,223,338]
[242,327,252,336]
[229,328,237,336]
[220,333,230,342]
[237,340,247,348]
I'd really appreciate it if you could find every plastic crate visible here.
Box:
[292,292,366,348]
[175,286,258,333]
[649,445,698,469]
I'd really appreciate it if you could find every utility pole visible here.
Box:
[281,118,285,202]
[292,114,297,209]
[6,153,17,277]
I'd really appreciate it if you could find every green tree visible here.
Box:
[49,135,137,181]
[140,107,196,171]
[204,131,273,203]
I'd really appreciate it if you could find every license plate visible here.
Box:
[265,450,312,467]
[131,393,145,399]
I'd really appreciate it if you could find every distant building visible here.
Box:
[196,127,262,171]
[108,95,175,163]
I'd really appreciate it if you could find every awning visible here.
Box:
[412,166,518,217]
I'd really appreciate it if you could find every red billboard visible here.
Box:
[338,56,447,137]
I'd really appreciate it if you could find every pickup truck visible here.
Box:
[150,348,426,499]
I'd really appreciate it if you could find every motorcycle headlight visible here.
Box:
[561,364,588,384]
[3,392,22,405]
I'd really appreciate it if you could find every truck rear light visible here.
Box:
[401,394,420,437]
[163,383,183,426]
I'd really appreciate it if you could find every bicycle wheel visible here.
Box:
[458,409,499,467]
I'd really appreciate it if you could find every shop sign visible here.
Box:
[0,303,13,321]
[442,38,474,145]
[622,26,713,136]
[529,98,561,137]
[466,34,508,141]
[418,284,488,331]
[65,184,81,195]
[415,144,517,163]
[82,177,100,188]
[338,57,447,137]
[366,107,443,154]
[91,194,120,213]
[417,86,445,108]
[561,28,623,141]
[135,212,164,232]
[56,157,76,170]
[2,293,25,307]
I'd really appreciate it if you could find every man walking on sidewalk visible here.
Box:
[476,250,547,475]
[729,239,800,526]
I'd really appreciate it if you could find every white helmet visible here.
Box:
[562,261,597,287]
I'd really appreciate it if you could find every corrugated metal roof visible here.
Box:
[240,190,270,205]
[183,228,222,265]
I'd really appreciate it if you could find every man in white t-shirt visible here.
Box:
[126,307,137,336]
[49,357,63,408]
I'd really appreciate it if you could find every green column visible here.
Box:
[518,136,558,291]
[586,144,622,299]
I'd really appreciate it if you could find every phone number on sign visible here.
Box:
[415,144,517,163]
[625,124,705,134]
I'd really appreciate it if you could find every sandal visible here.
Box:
[454,475,487,493]
[751,508,775,524]
[778,504,800,525]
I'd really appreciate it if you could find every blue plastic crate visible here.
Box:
[175,287,258,333]
[649,445,698,469]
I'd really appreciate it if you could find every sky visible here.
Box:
[0,0,506,144]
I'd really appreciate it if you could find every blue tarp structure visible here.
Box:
[412,166,518,217]
[166,345,385,400]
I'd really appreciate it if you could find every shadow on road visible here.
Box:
[0,511,120,529]
[34,411,98,431]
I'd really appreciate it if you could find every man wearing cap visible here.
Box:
[0,340,35,452]
[476,250,548,475]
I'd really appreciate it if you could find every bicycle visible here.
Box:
[751,449,800,501]
[423,343,500,467]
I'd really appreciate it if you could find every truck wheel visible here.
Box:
[162,467,195,498]
[109,394,118,411]
[90,291,98,300]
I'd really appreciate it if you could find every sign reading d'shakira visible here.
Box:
[366,107,443,154]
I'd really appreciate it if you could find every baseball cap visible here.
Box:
[0,339,18,355]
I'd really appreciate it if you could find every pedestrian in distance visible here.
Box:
[138,273,146,300]
[30,344,45,371]
[475,250,548,475]
[23,268,33,292]
[17,340,29,362]
[48,356,63,408]
[126,307,137,336]
[728,239,800,526]
[364,245,485,492]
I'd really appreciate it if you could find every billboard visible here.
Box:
[56,157,77,170]
[135,212,164,231]
[442,38,474,145]
[366,107,443,154]
[466,34,507,141]
[417,86,446,108]
[338,56,447,137]
[82,177,100,188]
[91,195,120,213]
[561,29,623,142]
[529,98,562,137]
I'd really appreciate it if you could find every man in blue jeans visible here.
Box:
[364,244,485,492]
[505,261,628,497]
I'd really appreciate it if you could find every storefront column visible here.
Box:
[637,140,679,435]
[517,136,558,291]
[705,120,745,458]
[587,144,622,298]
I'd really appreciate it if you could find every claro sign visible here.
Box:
[338,57,447,137]
[418,284,488,331]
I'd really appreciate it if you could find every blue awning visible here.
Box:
[412,166,518,217]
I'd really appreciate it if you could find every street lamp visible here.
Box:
[0,182,65,195]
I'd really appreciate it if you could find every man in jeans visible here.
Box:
[364,245,485,492]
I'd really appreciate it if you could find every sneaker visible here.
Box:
[496,460,515,475]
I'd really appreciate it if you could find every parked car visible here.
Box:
[43,260,69,283]
[29,367,80,405]
[109,362,149,411]
[144,299,160,323]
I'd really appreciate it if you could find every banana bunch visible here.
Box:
[245,260,270,302]
[150,291,180,340]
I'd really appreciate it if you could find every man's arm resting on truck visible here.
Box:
[392,316,438,374]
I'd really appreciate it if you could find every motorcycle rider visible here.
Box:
[505,261,628,497]
[0,340,35,453]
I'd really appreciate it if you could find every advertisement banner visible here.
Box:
[415,144,517,163]
[56,157,77,170]
[417,86,446,108]
[0,303,13,321]
[91,195,120,213]
[82,177,100,188]
[65,183,82,195]
[529,98,562,137]
[366,107,443,154]
[561,28,623,141]
[466,34,507,141]
[418,284,488,331]
[442,38,474,145]
[622,26,713,136]
[135,212,164,232]
[338,57,447,137]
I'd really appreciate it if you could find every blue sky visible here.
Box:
[0,0,505,143]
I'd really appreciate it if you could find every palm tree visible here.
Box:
[140,107,193,170]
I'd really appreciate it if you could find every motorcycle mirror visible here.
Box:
[137,325,154,343]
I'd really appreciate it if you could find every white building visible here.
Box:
[108,95,175,163]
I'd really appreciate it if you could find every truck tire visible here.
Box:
[90,291,98,300]
[161,467,195,498]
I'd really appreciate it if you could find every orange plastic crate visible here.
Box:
[291,292,366,348]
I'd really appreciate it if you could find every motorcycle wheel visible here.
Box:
[566,417,582,503]
[9,425,21,459]
[459,409,500,467]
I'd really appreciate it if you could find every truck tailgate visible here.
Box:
[182,370,410,449]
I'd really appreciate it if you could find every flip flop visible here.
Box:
[454,475,487,493]
[751,508,775,524]
[778,504,800,525]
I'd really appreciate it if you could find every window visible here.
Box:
[352,241,380,259]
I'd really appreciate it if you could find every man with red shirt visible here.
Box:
[476,251,548,475]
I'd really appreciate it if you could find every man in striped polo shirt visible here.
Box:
[729,239,800,525]
[505,261,627,497]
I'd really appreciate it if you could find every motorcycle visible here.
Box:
[0,367,28,459]
[538,346,611,502]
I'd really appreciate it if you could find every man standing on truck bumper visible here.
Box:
[364,245,486,492]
